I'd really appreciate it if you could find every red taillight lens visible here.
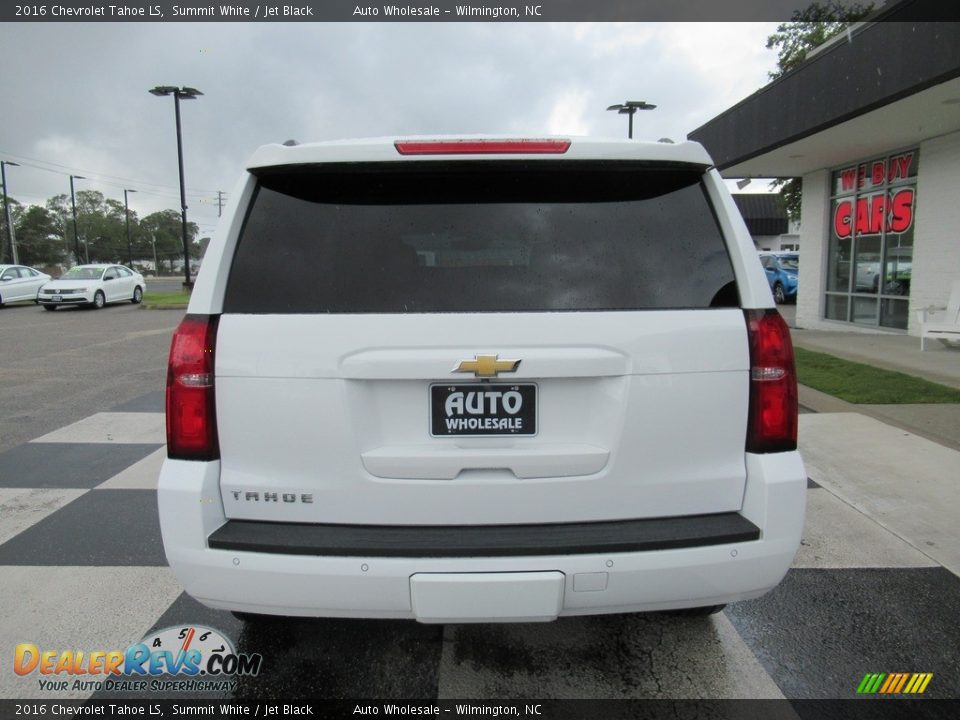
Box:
[166,314,220,460]
[745,309,798,453]
[394,139,571,155]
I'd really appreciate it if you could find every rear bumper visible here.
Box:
[158,452,806,622]
[208,513,760,557]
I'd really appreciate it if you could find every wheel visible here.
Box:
[131,286,143,304]
[661,604,726,617]
[43,305,57,311]
[92,290,105,309]
[773,283,786,304]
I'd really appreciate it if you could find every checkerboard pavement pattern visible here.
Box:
[1,393,958,700]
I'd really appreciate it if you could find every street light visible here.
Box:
[606,101,657,139]
[123,189,137,267]
[69,175,85,266]
[150,85,203,288]
[1,161,20,264]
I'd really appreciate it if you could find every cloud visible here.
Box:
[1,22,780,223]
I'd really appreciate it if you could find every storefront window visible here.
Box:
[826,150,918,329]
[825,294,849,321]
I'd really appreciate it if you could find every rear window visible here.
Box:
[224,161,737,314]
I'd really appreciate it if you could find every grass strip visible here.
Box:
[794,346,960,404]
[142,291,191,307]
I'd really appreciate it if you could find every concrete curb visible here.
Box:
[799,384,960,452]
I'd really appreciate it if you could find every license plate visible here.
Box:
[430,383,537,437]
[51,295,62,302]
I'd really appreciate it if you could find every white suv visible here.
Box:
[158,137,805,623]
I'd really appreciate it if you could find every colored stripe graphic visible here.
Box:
[857,673,885,694]
[857,672,932,694]
[879,674,897,693]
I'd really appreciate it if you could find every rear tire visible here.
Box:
[131,286,143,304]
[43,305,57,311]
[92,290,105,309]
[661,604,726,617]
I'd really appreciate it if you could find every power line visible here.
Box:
[0,149,226,196]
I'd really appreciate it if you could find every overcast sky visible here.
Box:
[0,22,780,236]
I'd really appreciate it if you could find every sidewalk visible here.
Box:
[789,329,960,576]
[791,328,960,451]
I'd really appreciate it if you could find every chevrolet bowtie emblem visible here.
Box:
[453,354,521,378]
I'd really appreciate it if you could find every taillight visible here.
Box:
[745,309,798,453]
[394,139,571,155]
[166,314,220,460]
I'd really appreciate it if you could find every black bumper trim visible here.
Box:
[207,513,760,558]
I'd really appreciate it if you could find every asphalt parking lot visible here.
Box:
[0,300,176,453]
[1,299,958,706]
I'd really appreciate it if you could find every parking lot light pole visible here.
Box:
[606,101,656,139]
[1,161,19,264]
[69,175,85,266]
[123,189,137,267]
[149,85,203,288]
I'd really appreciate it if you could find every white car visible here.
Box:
[159,136,805,623]
[38,264,145,310]
[0,264,51,306]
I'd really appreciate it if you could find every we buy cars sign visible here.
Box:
[833,152,916,238]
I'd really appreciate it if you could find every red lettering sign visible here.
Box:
[840,168,858,192]
[890,188,914,233]
[835,201,852,237]
[889,153,913,182]
[833,188,914,237]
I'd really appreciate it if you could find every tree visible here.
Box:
[140,210,199,274]
[70,190,129,263]
[765,1,874,221]
[14,206,65,267]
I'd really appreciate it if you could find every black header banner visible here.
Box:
[6,0,959,23]
[2,699,960,719]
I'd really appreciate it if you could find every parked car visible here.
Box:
[159,136,805,623]
[759,252,799,304]
[38,264,145,310]
[854,259,912,295]
[0,264,51,306]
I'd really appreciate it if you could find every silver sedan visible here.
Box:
[0,264,51,306]
[38,264,146,311]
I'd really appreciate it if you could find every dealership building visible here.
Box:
[690,1,960,335]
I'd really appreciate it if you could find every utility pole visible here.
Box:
[217,190,224,218]
[149,85,203,288]
[123,189,137,268]
[69,175,85,266]
[1,161,20,264]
